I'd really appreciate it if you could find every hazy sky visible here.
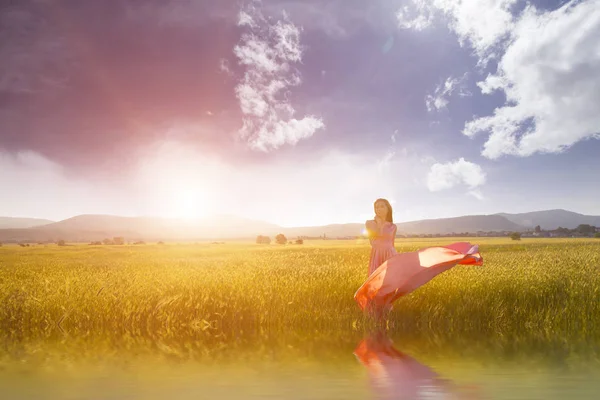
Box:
[1,0,599,227]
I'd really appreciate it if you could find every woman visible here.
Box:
[365,198,398,276]
[357,199,484,318]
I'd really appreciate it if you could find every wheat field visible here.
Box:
[1,238,600,339]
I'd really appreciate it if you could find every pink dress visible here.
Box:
[355,242,483,312]
[368,221,398,276]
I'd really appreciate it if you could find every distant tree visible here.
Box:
[157,241,165,245]
[103,238,115,245]
[534,225,541,233]
[510,232,521,241]
[576,224,595,235]
[256,235,271,244]
[57,240,66,246]
[113,237,125,245]
[133,241,145,245]
[595,233,600,239]
[89,241,102,245]
[295,239,304,245]
[0,242,3,247]
[275,234,287,244]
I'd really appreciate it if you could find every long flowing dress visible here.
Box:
[368,221,398,276]
[355,242,483,312]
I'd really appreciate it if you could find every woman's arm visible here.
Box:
[365,220,379,239]
[392,224,397,247]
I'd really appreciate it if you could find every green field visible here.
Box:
[2,237,600,339]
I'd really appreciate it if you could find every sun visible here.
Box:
[172,187,208,220]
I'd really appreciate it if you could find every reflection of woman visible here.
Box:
[354,331,481,399]
[365,199,398,276]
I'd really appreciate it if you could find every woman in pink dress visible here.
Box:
[365,199,398,276]
[358,199,484,318]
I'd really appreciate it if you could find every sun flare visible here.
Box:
[172,187,208,220]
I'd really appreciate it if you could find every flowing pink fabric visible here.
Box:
[368,222,398,275]
[355,242,483,311]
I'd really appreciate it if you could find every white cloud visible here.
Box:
[400,0,600,160]
[427,158,486,195]
[233,2,324,151]
[425,73,471,112]
[397,0,436,31]
[467,188,485,201]
[396,0,517,59]
[464,1,600,159]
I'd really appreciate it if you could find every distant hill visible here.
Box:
[0,209,598,243]
[396,214,523,235]
[33,214,282,240]
[283,215,524,238]
[0,217,54,229]
[497,209,600,230]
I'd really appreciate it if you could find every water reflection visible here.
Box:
[354,330,483,399]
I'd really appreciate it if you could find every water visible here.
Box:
[2,329,600,399]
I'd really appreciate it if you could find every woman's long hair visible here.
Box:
[374,198,393,223]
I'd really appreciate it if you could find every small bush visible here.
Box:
[275,234,287,245]
[256,235,271,244]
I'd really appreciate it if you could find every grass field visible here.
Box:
[1,238,600,340]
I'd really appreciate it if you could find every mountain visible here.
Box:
[0,217,54,229]
[33,214,282,240]
[283,215,524,238]
[0,209,598,243]
[395,214,523,235]
[497,209,600,230]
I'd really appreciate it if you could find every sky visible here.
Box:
[1,0,599,227]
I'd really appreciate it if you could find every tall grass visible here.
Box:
[1,238,600,339]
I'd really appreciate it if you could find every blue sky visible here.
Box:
[1,0,599,226]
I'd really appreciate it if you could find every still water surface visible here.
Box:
[2,329,600,399]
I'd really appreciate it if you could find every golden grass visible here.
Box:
[1,238,600,339]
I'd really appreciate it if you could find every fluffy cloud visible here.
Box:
[425,73,471,112]
[464,1,600,159]
[399,0,600,159]
[396,0,436,31]
[397,0,517,58]
[233,2,325,151]
[427,158,486,196]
